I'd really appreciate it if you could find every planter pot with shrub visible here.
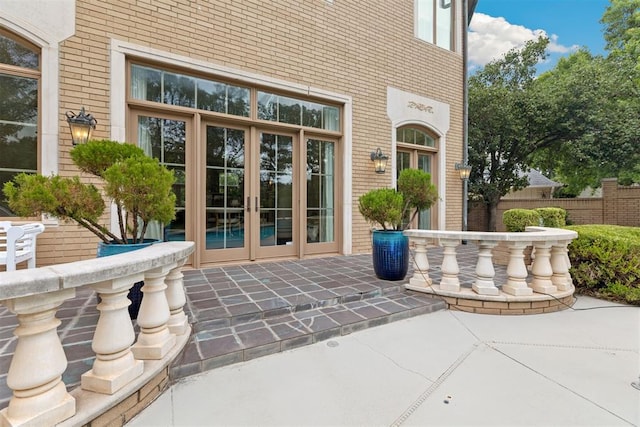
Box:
[358,169,437,281]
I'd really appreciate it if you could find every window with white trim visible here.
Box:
[415,0,453,50]
[0,30,39,217]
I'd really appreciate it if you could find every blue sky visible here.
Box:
[469,0,611,73]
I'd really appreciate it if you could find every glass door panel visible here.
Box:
[396,150,433,230]
[306,139,335,246]
[418,153,432,229]
[201,125,249,262]
[257,132,296,257]
[137,116,187,241]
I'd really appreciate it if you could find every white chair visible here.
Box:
[0,222,45,271]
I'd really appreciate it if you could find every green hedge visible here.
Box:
[503,207,567,231]
[567,225,640,305]
[502,209,542,232]
[534,207,566,228]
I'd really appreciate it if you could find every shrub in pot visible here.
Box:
[358,169,437,280]
[3,139,176,317]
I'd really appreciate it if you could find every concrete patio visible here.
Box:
[129,295,640,426]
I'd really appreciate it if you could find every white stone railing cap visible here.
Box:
[403,227,578,242]
[0,241,194,301]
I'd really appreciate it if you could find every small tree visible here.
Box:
[358,169,438,231]
[3,139,176,244]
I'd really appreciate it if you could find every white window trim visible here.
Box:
[0,0,76,223]
[387,86,450,230]
[110,39,354,254]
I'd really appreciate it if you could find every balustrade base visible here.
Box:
[405,283,575,315]
[0,391,75,427]
[81,359,144,395]
[409,276,432,288]
[132,333,176,360]
[168,313,189,336]
[472,282,500,296]
[502,282,534,296]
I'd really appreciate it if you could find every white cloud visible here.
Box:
[468,13,578,70]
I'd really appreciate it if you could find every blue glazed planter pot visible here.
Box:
[372,230,409,281]
[97,239,159,319]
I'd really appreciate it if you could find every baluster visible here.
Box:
[408,237,432,287]
[439,238,461,291]
[472,240,499,295]
[132,264,176,360]
[81,275,144,394]
[551,242,571,291]
[166,258,189,335]
[564,240,574,287]
[0,290,76,426]
[502,241,533,296]
[530,241,557,294]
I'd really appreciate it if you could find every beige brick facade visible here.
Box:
[2,0,465,267]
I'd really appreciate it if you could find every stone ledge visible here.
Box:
[405,284,574,315]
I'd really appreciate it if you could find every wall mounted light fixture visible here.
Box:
[66,107,97,145]
[455,162,472,180]
[370,148,389,174]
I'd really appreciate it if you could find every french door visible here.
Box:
[134,111,339,266]
[397,150,434,229]
[200,125,298,263]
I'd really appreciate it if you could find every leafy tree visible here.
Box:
[602,0,640,80]
[469,0,640,230]
[531,0,640,191]
[468,37,550,231]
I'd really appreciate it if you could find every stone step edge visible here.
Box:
[172,296,446,381]
[193,284,406,331]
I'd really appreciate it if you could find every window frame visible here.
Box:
[415,0,456,51]
[0,29,41,219]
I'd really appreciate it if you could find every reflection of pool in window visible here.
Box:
[164,225,279,249]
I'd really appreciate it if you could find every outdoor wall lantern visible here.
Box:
[455,162,472,180]
[66,107,97,145]
[370,148,389,174]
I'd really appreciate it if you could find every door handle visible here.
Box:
[246,197,250,212]
[255,196,259,212]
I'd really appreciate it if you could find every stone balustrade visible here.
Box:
[0,241,194,427]
[403,227,578,314]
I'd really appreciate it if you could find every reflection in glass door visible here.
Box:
[258,133,294,251]
[397,150,432,229]
[205,126,246,251]
[306,139,335,245]
[417,154,431,229]
[137,116,186,241]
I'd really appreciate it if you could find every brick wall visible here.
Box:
[8,0,464,266]
[469,178,640,231]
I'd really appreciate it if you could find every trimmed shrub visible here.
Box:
[535,207,566,228]
[567,225,640,305]
[502,209,542,232]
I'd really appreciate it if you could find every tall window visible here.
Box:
[0,31,39,217]
[415,0,453,50]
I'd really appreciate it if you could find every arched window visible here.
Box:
[0,29,40,217]
[396,125,438,229]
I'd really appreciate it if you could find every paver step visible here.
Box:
[170,290,446,380]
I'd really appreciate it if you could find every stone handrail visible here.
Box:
[0,241,194,427]
[403,227,578,301]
